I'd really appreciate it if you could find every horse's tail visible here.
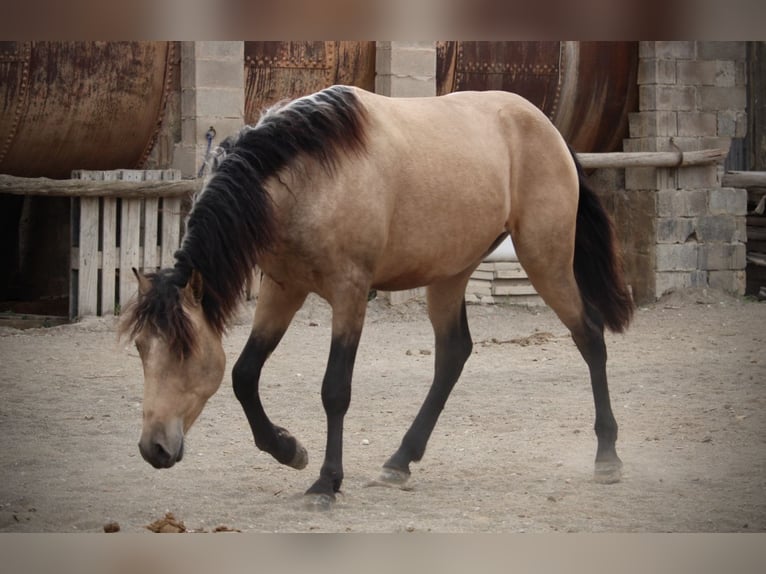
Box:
[571,150,635,333]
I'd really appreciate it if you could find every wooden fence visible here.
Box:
[70,170,186,317]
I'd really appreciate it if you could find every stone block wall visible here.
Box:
[622,41,748,302]
[174,41,245,178]
[375,41,437,97]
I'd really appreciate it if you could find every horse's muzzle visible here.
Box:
[138,436,184,469]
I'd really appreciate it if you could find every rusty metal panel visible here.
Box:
[556,42,639,154]
[0,41,177,178]
[436,41,638,153]
[437,41,562,117]
[244,41,375,124]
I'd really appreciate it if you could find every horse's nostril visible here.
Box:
[139,439,177,468]
[153,442,172,464]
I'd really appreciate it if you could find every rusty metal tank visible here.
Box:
[0,41,176,178]
[436,41,639,153]
[244,41,376,124]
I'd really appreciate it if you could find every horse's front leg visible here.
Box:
[232,277,308,468]
[304,288,367,508]
[374,275,473,488]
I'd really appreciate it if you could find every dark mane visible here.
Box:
[121,86,368,357]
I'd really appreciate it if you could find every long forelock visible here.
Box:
[120,269,197,359]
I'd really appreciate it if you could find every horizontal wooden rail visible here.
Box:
[0,149,731,197]
[0,148,731,199]
[0,174,202,198]
[721,171,766,188]
[577,148,728,169]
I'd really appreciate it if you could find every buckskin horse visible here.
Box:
[120,85,634,508]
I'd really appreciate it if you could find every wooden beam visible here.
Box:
[721,171,766,188]
[1,148,730,196]
[577,148,728,169]
[0,174,201,198]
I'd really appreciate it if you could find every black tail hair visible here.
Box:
[571,150,635,333]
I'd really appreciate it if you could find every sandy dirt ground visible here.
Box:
[0,288,764,533]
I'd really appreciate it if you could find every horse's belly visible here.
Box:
[372,271,434,292]
[371,225,505,291]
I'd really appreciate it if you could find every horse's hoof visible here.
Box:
[289,440,308,470]
[594,461,622,484]
[365,467,411,488]
[304,493,335,511]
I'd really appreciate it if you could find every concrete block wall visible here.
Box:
[623,42,748,301]
[375,41,437,98]
[174,42,245,178]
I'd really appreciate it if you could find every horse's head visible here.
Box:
[121,268,226,469]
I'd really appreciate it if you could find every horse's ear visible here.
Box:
[132,267,151,296]
[186,269,204,305]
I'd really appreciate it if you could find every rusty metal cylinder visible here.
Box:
[0,41,175,178]
[437,41,638,153]
[244,41,376,124]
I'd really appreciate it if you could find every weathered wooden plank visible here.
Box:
[119,198,142,309]
[495,267,528,280]
[471,270,495,281]
[492,283,538,296]
[0,173,198,198]
[161,197,182,268]
[77,197,100,317]
[101,197,118,315]
[143,171,161,272]
[578,148,728,169]
[100,171,119,316]
[73,170,106,317]
[118,169,145,182]
[722,171,766,188]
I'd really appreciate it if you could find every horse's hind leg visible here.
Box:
[375,271,474,487]
[232,276,309,469]
[512,235,622,484]
[570,306,623,483]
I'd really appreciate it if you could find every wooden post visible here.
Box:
[101,194,118,316]
[77,197,100,316]
[142,171,161,273]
